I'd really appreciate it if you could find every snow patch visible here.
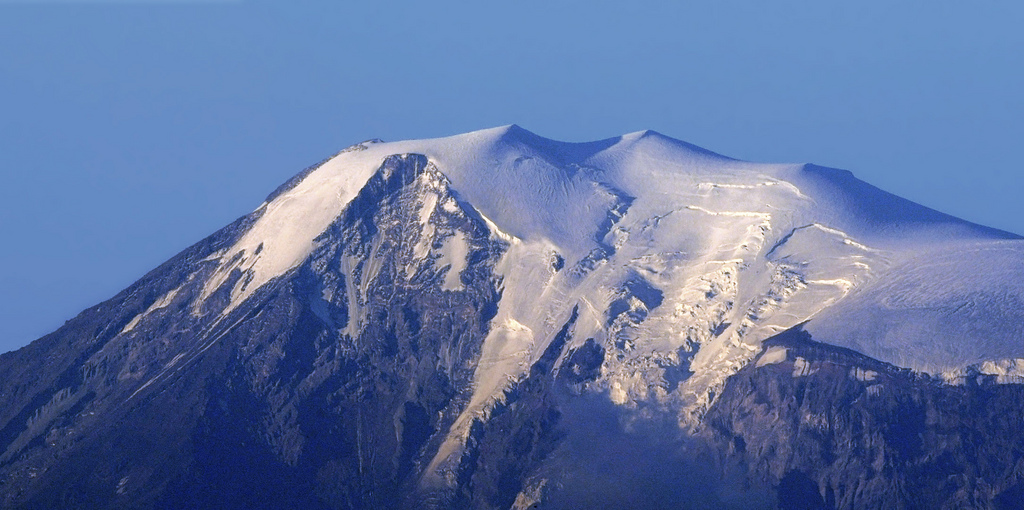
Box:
[756,346,788,367]
[942,357,1024,385]
[121,287,181,334]
[792,357,816,377]
[438,230,470,291]
[850,367,878,382]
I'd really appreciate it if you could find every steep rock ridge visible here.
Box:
[0,154,509,508]
[700,326,1024,509]
[0,126,1022,508]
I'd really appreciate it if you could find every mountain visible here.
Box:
[1,125,1023,509]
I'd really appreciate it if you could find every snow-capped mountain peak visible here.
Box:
[186,127,1023,437]
[3,126,1023,508]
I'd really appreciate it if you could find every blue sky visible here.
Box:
[1,0,1022,352]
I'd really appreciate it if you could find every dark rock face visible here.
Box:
[702,328,1024,509]
[1,153,1024,509]
[0,155,506,509]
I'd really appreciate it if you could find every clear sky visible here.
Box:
[1,0,1022,353]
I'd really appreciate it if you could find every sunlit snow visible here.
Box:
[174,125,1023,482]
